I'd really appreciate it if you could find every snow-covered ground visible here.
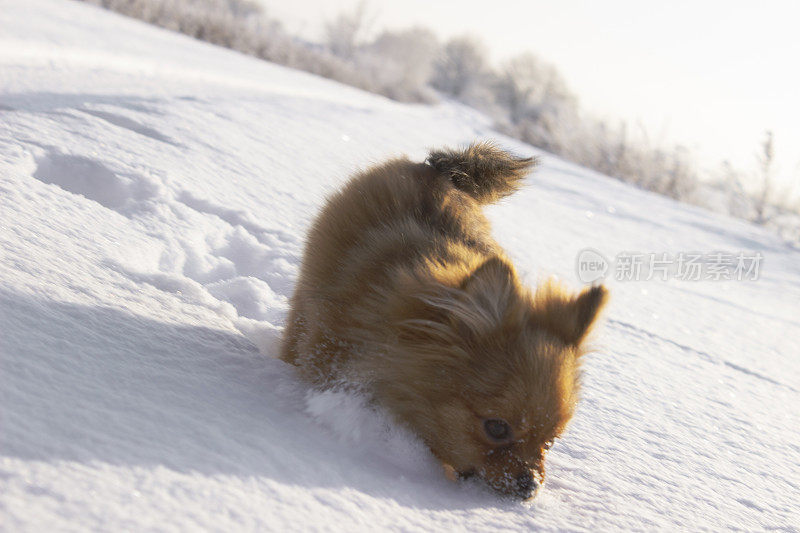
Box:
[1,1,799,530]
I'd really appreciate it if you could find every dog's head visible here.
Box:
[379,256,608,499]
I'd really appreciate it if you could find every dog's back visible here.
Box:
[281,143,536,384]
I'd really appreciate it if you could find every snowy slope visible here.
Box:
[1,1,799,530]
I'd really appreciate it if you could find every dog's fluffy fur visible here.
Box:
[281,142,608,499]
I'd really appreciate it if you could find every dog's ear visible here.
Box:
[460,256,516,315]
[534,282,608,347]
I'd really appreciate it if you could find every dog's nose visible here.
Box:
[515,471,539,499]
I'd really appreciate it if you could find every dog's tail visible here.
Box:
[426,142,537,204]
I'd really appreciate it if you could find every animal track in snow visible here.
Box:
[161,219,296,325]
[176,190,298,248]
[206,276,285,323]
[32,151,164,216]
[33,153,128,210]
[18,93,296,334]
[171,192,300,303]
[30,147,295,340]
[79,109,180,146]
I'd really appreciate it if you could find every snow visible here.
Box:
[1,0,799,530]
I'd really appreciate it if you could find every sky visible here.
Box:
[263,0,800,191]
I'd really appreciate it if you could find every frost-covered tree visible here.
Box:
[658,145,696,200]
[492,53,577,154]
[719,160,754,219]
[494,53,574,123]
[431,35,489,99]
[362,27,439,102]
[81,0,800,241]
[324,0,372,60]
[754,130,775,224]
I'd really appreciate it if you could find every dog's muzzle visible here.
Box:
[514,470,539,499]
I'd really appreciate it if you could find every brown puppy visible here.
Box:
[281,142,608,499]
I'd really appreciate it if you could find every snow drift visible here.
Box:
[1,0,798,530]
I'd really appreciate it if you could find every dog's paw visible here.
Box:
[442,463,459,482]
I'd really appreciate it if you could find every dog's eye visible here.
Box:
[483,419,512,442]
